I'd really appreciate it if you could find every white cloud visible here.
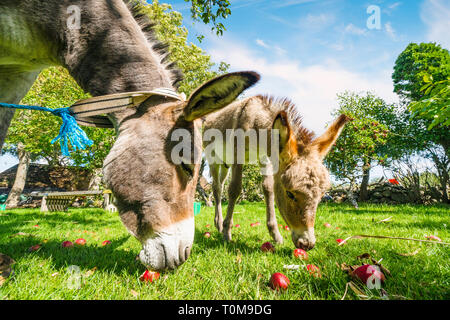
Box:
[384,22,397,41]
[388,2,402,10]
[207,37,398,134]
[255,39,270,48]
[344,23,368,36]
[421,0,450,49]
[255,39,287,56]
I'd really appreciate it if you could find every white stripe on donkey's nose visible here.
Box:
[139,217,195,270]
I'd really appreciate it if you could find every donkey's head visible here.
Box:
[272,112,351,250]
[103,72,259,270]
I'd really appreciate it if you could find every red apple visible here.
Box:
[250,222,261,227]
[139,270,160,283]
[205,224,211,228]
[102,240,111,246]
[261,242,275,253]
[269,272,290,290]
[336,238,345,244]
[306,264,321,278]
[293,248,308,260]
[61,241,73,248]
[203,232,211,238]
[235,224,240,228]
[75,238,86,246]
[284,225,290,231]
[324,223,331,228]
[33,224,39,228]
[352,264,385,286]
[29,244,41,252]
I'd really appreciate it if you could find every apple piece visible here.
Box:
[351,264,385,286]
[203,232,211,238]
[336,238,345,244]
[269,272,290,290]
[426,235,442,242]
[61,241,73,248]
[235,224,241,228]
[324,223,331,228]
[139,270,160,283]
[75,238,86,246]
[284,225,290,231]
[102,240,111,246]
[261,242,275,253]
[28,244,41,252]
[293,248,308,260]
[306,264,321,278]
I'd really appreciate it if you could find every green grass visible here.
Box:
[0,203,449,300]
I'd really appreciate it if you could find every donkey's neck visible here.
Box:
[60,0,177,96]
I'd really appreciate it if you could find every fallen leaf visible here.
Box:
[348,281,368,300]
[375,216,393,224]
[357,253,371,260]
[130,289,139,298]
[397,249,420,257]
[84,267,97,277]
[9,232,34,238]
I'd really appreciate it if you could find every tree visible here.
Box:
[409,74,449,130]
[392,42,450,202]
[183,0,231,37]
[325,92,393,205]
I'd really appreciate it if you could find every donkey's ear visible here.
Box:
[273,111,298,158]
[310,114,352,158]
[183,71,260,121]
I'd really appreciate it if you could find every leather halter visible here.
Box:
[69,88,186,128]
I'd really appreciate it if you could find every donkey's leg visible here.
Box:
[223,164,243,242]
[210,163,229,233]
[262,174,283,244]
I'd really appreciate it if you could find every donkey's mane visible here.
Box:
[256,95,315,145]
[125,0,183,88]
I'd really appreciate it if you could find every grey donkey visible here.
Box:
[203,95,351,250]
[0,0,260,270]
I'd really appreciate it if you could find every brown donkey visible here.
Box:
[203,95,350,249]
[0,0,259,269]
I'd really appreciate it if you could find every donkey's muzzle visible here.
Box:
[139,218,194,270]
[292,227,316,251]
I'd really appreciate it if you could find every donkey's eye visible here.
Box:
[286,191,296,201]
[181,162,194,177]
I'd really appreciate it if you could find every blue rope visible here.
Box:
[0,102,93,157]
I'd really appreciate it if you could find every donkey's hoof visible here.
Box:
[273,235,284,244]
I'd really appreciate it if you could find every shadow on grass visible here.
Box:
[0,209,145,275]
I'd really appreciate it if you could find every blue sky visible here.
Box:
[1,0,449,176]
[166,0,449,134]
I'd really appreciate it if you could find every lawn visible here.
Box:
[0,202,449,300]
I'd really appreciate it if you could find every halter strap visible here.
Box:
[70,88,185,128]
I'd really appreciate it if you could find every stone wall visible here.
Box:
[327,182,443,205]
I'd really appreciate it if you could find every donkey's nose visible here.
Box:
[139,218,194,270]
[295,238,315,251]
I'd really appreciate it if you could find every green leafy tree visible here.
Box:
[325,92,393,204]
[184,0,231,36]
[409,74,449,129]
[392,42,450,203]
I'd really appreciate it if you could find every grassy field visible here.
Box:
[0,202,449,300]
